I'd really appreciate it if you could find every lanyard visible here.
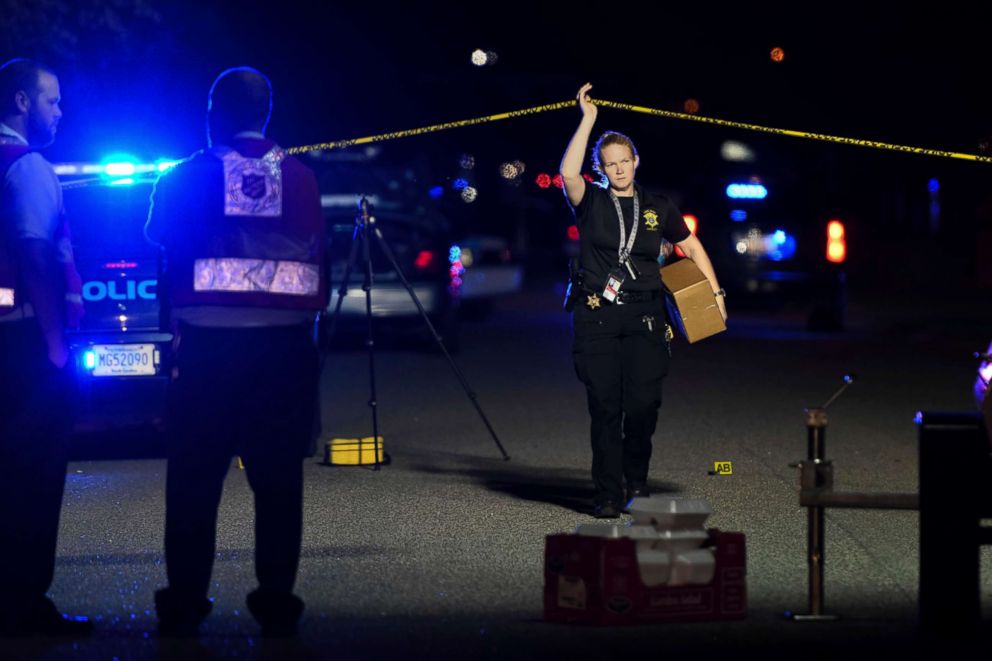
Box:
[608,189,639,269]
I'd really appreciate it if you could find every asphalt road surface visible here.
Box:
[3,278,990,660]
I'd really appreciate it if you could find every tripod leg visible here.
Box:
[360,218,383,470]
[321,219,384,470]
[369,223,510,461]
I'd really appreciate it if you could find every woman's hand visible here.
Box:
[577,83,597,121]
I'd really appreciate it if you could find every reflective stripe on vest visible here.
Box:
[0,287,13,307]
[193,258,319,296]
[218,146,286,217]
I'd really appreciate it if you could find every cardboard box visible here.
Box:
[660,260,726,343]
[544,530,746,625]
[324,436,385,465]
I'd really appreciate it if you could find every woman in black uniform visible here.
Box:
[560,83,727,518]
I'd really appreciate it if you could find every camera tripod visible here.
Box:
[322,196,510,468]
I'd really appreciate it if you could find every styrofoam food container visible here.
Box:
[575,524,665,550]
[628,497,713,529]
[652,529,710,553]
[668,548,716,586]
[636,549,672,586]
[625,524,662,551]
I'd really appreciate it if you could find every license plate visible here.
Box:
[91,344,158,377]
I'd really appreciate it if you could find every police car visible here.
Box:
[682,140,849,331]
[709,172,848,331]
[55,167,173,434]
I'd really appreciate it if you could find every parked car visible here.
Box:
[312,146,523,350]
[321,200,463,350]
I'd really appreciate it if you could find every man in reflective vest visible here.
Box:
[145,66,326,638]
[0,58,91,637]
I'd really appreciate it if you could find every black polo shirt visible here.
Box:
[571,182,690,291]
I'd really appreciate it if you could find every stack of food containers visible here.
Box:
[575,497,715,587]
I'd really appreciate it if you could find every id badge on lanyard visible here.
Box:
[602,190,639,302]
[602,267,625,303]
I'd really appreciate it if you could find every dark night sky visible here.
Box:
[6,1,992,270]
[32,3,992,162]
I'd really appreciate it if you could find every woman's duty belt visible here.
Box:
[582,287,660,305]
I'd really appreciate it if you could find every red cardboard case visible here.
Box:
[544,530,747,625]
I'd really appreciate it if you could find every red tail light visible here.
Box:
[414,250,435,271]
[826,220,846,263]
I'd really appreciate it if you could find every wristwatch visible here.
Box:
[713,288,726,298]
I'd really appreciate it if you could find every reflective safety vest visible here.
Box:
[0,141,32,316]
[0,139,83,324]
[161,139,326,312]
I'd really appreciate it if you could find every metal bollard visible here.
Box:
[789,407,839,621]
[787,375,918,622]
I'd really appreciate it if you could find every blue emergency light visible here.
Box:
[726,183,768,200]
[768,229,797,261]
[104,162,136,177]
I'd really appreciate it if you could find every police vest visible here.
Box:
[0,141,32,316]
[165,141,326,312]
[0,139,83,323]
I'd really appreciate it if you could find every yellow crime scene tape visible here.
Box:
[61,97,992,190]
[286,97,992,164]
[591,99,992,164]
[285,100,576,154]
